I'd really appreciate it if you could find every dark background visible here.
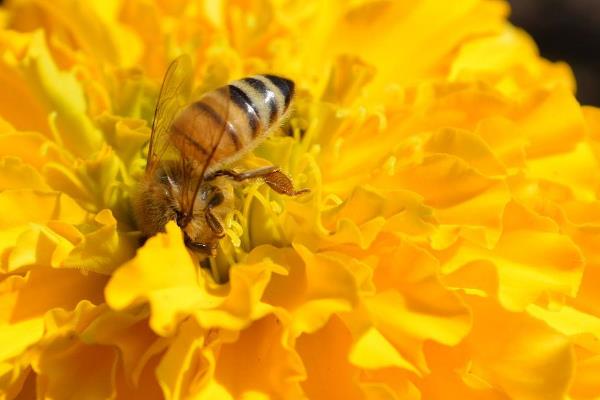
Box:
[0,0,597,104]
[509,0,600,105]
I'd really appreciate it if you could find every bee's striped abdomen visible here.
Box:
[228,75,294,133]
[170,75,294,169]
[229,85,260,137]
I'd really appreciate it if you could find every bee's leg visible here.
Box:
[206,167,310,196]
[205,187,226,238]
[184,234,217,256]
[205,166,278,181]
[262,169,311,196]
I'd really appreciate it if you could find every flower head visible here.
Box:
[1,0,599,399]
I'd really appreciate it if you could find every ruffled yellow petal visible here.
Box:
[0,274,106,397]
[8,0,142,67]
[36,342,118,400]
[0,270,106,323]
[21,32,103,157]
[0,357,35,400]
[213,314,304,398]
[0,157,48,190]
[0,188,134,274]
[32,302,117,400]
[0,127,70,170]
[80,308,158,384]
[0,318,44,363]
[0,32,50,135]
[569,350,600,399]
[289,245,361,334]
[105,222,207,336]
[296,316,364,400]
[441,201,584,310]
[450,26,575,95]
[106,222,284,336]
[155,319,206,400]
[464,298,574,400]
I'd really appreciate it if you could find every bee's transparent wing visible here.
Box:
[146,54,194,175]
[182,86,232,221]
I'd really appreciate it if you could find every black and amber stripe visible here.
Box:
[231,75,294,127]
[228,84,260,137]
[170,75,295,169]
[192,101,241,150]
[264,75,294,108]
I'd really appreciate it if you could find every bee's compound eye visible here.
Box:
[208,191,225,208]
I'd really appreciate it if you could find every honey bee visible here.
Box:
[133,55,308,257]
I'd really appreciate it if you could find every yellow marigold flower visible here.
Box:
[0,0,599,399]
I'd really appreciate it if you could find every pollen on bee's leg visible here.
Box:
[262,170,310,196]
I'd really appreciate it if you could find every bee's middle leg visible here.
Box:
[206,166,309,196]
[205,166,279,182]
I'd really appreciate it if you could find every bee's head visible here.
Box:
[175,180,234,258]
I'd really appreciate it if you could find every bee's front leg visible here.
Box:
[204,187,226,238]
[184,233,217,256]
